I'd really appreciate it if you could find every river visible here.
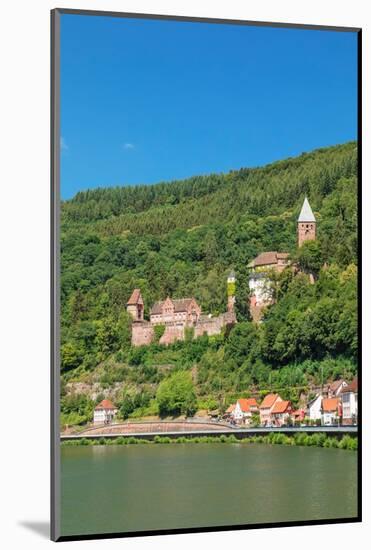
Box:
[61,443,357,536]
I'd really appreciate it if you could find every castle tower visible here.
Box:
[126,289,144,322]
[227,270,236,313]
[297,197,316,247]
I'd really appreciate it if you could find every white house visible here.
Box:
[307,394,322,422]
[248,272,273,307]
[248,252,290,307]
[321,398,340,426]
[341,378,358,425]
[224,403,236,418]
[231,398,259,425]
[93,399,118,425]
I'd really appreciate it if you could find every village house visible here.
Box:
[326,379,348,398]
[271,400,293,427]
[307,394,322,423]
[259,393,282,426]
[341,378,358,425]
[248,197,316,321]
[93,399,118,425]
[224,403,236,418]
[321,398,341,426]
[291,408,306,425]
[230,398,259,426]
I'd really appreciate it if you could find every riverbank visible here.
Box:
[61,432,357,450]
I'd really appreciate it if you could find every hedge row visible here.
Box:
[61,433,357,450]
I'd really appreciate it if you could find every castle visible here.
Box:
[127,272,237,346]
[126,198,316,340]
[248,197,316,320]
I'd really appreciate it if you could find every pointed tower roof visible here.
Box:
[127,289,143,305]
[298,197,316,222]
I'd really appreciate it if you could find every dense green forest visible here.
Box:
[60,142,358,426]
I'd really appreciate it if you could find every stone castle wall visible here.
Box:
[131,322,154,346]
[159,326,185,345]
[131,312,236,347]
[194,316,224,338]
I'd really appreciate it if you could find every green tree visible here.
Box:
[61,341,83,372]
[296,240,323,274]
[156,371,197,417]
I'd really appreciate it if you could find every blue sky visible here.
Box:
[60,15,358,200]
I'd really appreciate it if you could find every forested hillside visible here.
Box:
[60,142,358,426]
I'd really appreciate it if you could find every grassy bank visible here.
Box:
[61,432,357,451]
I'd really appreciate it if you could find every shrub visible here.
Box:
[156,371,197,417]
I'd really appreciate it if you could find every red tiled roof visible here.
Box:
[250,251,289,268]
[322,398,339,412]
[237,398,258,412]
[127,289,142,305]
[252,251,279,267]
[341,377,358,394]
[260,394,279,409]
[271,400,291,414]
[95,399,116,410]
[226,404,236,414]
[328,379,345,392]
[151,298,198,315]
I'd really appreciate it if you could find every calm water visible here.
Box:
[61,443,357,536]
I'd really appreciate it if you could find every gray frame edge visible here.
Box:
[54,7,361,33]
[49,8,361,542]
[51,8,61,543]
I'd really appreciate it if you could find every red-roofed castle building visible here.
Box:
[127,289,144,322]
[127,273,236,346]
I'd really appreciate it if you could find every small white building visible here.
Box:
[231,398,259,425]
[321,398,340,426]
[341,378,358,425]
[248,252,290,306]
[248,272,273,307]
[93,399,118,425]
[307,394,322,422]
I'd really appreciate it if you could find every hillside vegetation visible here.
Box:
[60,142,358,426]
